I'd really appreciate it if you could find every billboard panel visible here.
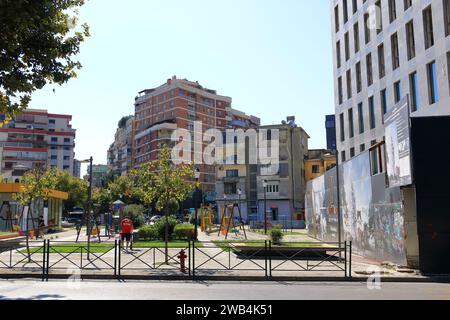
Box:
[384,97,412,187]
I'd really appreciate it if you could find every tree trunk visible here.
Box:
[164,207,169,264]
[25,203,31,262]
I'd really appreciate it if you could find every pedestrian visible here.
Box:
[120,216,134,251]
[38,215,45,239]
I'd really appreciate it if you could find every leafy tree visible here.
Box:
[0,0,90,120]
[107,175,138,204]
[13,167,58,260]
[130,147,198,262]
[54,170,88,213]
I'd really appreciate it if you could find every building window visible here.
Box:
[353,22,360,53]
[335,5,340,32]
[51,155,57,160]
[404,0,412,11]
[406,20,416,60]
[381,89,387,119]
[427,61,439,104]
[360,144,366,152]
[364,13,371,44]
[369,96,376,129]
[51,137,58,142]
[350,147,355,158]
[64,138,70,143]
[366,53,373,86]
[378,44,385,79]
[336,41,341,68]
[49,119,56,124]
[423,6,434,49]
[343,0,349,24]
[356,61,362,93]
[445,0,450,37]
[348,108,354,138]
[312,165,320,174]
[389,0,397,23]
[391,33,400,70]
[341,150,346,162]
[346,69,352,99]
[339,113,345,142]
[226,170,239,177]
[358,102,365,133]
[409,71,420,111]
[394,81,402,103]
[344,32,350,61]
[375,0,383,33]
[338,76,343,104]
[352,0,357,14]
[224,183,237,195]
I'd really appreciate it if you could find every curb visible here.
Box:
[1,274,449,283]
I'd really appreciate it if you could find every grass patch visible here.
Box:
[212,241,330,252]
[23,243,115,254]
[133,241,202,248]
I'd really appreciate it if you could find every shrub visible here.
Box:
[122,204,146,228]
[153,215,177,241]
[174,224,195,240]
[138,225,158,241]
[270,227,284,244]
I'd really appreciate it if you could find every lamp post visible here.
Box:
[262,180,268,235]
[80,157,93,259]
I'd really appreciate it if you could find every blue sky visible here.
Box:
[31,0,334,173]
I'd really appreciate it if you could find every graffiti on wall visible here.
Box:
[306,151,407,265]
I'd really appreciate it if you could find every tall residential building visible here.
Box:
[325,115,337,150]
[107,115,134,176]
[0,109,76,181]
[73,159,81,178]
[87,164,109,188]
[216,116,309,224]
[133,76,233,192]
[332,0,450,162]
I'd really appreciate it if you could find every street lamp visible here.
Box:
[262,180,268,235]
[79,156,93,259]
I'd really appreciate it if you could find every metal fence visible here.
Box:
[0,240,352,281]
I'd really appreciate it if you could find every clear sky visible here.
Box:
[30,0,334,174]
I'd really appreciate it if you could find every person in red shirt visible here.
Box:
[120,216,134,250]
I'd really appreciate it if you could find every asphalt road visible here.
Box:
[0,280,449,300]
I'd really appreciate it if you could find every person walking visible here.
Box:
[120,216,134,251]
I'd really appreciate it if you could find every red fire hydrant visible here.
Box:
[177,249,187,273]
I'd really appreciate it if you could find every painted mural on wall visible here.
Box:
[306,151,407,265]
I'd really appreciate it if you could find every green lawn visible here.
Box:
[212,240,330,251]
[0,231,17,235]
[21,241,200,254]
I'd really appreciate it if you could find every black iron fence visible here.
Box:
[0,240,352,281]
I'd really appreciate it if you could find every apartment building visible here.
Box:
[332,0,450,162]
[0,109,76,181]
[108,115,134,176]
[133,76,233,192]
[305,149,337,183]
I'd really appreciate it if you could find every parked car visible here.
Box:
[149,215,161,225]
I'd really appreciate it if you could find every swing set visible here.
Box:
[218,203,247,240]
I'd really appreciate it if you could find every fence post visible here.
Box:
[192,240,195,280]
[46,239,50,281]
[264,241,268,278]
[349,241,352,278]
[42,239,46,282]
[188,240,191,277]
[114,240,117,276]
[344,241,347,278]
[269,241,272,278]
[118,240,121,276]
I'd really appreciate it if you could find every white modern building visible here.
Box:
[332,0,450,162]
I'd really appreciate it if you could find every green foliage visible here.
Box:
[153,215,178,241]
[54,170,88,213]
[13,168,58,206]
[130,147,198,211]
[107,175,137,205]
[138,225,159,241]
[118,115,131,129]
[0,0,90,119]
[174,224,195,240]
[270,227,284,245]
[122,204,146,228]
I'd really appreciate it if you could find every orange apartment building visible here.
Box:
[133,76,233,192]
